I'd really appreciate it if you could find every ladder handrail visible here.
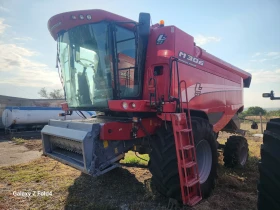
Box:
[169,57,202,206]
[179,80,194,135]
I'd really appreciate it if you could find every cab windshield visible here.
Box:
[58,21,137,108]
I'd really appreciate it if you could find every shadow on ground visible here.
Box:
[64,152,260,210]
[65,167,168,210]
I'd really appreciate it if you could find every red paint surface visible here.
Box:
[48,9,135,40]
[100,117,161,140]
[49,9,252,134]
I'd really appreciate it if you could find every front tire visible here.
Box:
[223,136,249,168]
[148,117,217,201]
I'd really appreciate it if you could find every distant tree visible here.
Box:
[267,109,280,117]
[239,111,247,118]
[38,87,64,99]
[245,106,267,116]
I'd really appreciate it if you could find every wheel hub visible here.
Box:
[239,146,248,166]
[196,139,212,184]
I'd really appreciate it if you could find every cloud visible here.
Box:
[0,43,61,88]
[247,68,280,84]
[266,52,280,57]
[0,6,9,12]
[252,52,261,58]
[259,58,268,63]
[12,37,33,41]
[194,34,221,46]
[250,51,280,62]
[0,18,10,34]
[0,17,61,96]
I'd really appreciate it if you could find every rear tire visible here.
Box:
[258,118,280,210]
[148,117,217,201]
[223,136,249,168]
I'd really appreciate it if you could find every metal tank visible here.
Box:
[2,107,96,128]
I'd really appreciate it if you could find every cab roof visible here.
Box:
[48,9,136,40]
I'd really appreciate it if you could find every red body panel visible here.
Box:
[142,26,250,132]
[100,117,161,140]
[49,10,251,134]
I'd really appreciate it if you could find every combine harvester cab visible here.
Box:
[41,9,152,178]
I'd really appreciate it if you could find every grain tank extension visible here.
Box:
[42,10,252,206]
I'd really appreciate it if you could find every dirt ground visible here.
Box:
[0,129,262,210]
[0,139,42,167]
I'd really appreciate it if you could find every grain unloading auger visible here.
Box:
[42,9,253,206]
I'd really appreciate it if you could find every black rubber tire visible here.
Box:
[257,183,280,210]
[148,117,217,201]
[258,162,280,203]
[223,136,249,168]
[258,118,280,210]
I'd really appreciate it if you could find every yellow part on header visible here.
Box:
[103,141,108,148]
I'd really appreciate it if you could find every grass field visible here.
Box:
[0,123,264,210]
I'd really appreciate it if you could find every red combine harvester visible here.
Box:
[42,10,252,206]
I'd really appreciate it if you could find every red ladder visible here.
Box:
[171,81,202,206]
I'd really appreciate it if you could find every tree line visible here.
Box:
[38,87,64,99]
[240,106,280,117]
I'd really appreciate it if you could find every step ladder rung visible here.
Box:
[181,161,196,168]
[171,112,202,206]
[188,195,202,206]
[185,177,200,187]
[181,145,194,150]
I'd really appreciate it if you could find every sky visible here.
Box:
[0,0,279,108]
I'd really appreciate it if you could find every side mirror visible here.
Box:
[262,90,280,100]
[262,93,271,98]
[136,13,150,92]
[138,13,150,37]
[251,122,258,129]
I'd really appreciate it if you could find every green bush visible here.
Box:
[267,109,280,117]
[245,106,267,116]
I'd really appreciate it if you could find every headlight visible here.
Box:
[122,102,128,109]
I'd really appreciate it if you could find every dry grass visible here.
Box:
[11,137,26,145]
[0,157,81,209]
[240,122,266,135]
[11,137,42,151]
[0,122,263,210]
[0,156,166,210]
